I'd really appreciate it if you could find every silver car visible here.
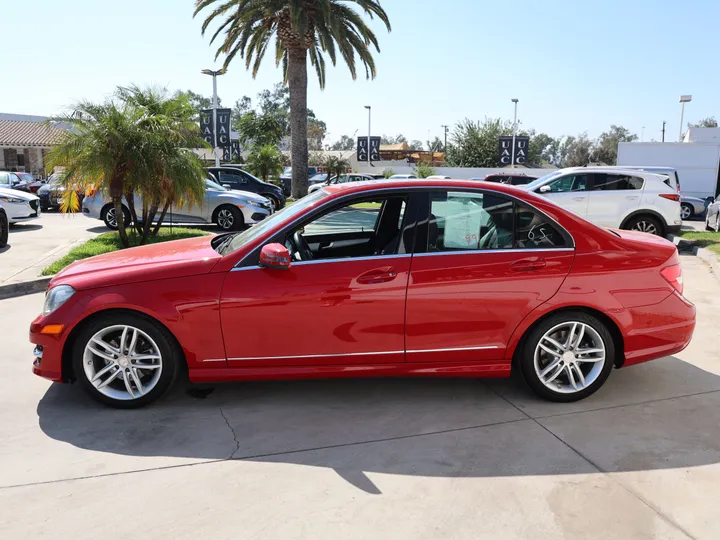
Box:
[82,179,272,231]
[706,197,720,232]
[681,196,709,220]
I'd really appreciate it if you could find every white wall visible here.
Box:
[618,142,720,198]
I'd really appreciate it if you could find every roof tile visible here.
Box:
[0,120,67,147]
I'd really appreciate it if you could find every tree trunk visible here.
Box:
[113,196,129,248]
[152,200,172,236]
[140,202,158,245]
[288,47,309,199]
[125,190,142,235]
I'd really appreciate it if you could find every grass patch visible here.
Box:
[677,230,720,255]
[42,228,209,276]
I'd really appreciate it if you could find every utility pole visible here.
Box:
[511,98,519,167]
[441,125,449,153]
[679,95,692,142]
[661,121,666,143]
[365,105,372,168]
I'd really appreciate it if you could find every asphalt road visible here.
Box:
[1,256,719,539]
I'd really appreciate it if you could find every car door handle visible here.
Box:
[626,196,639,200]
[572,196,586,201]
[510,258,546,272]
[357,267,398,284]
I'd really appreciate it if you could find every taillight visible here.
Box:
[659,193,680,202]
[661,264,683,294]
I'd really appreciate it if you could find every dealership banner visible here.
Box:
[357,136,381,162]
[498,136,530,165]
[200,109,214,146]
[216,108,232,147]
[222,140,241,162]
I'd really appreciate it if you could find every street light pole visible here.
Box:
[679,95,692,142]
[202,68,226,167]
[441,125,449,153]
[641,126,645,142]
[365,106,372,168]
[510,98,519,168]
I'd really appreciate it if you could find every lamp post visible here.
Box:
[364,106,371,168]
[201,68,226,167]
[679,95,692,142]
[510,98,519,167]
[641,126,645,142]
[441,125,449,153]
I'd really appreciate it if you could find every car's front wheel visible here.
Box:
[519,312,615,402]
[215,205,243,231]
[72,313,180,408]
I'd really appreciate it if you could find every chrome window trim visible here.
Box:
[413,247,575,258]
[232,184,576,268]
[228,350,405,362]
[230,253,411,272]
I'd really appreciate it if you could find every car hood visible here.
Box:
[0,187,39,201]
[226,190,269,203]
[50,235,221,291]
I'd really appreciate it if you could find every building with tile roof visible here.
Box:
[0,114,69,176]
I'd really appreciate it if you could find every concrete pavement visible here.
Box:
[0,210,103,285]
[1,255,719,539]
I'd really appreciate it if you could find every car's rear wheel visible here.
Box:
[624,215,664,236]
[0,209,8,248]
[264,194,280,211]
[519,312,615,402]
[102,205,131,230]
[680,203,693,220]
[215,205,243,231]
[72,313,180,408]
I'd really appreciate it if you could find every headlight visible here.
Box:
[0,196,25,204]
[43,285,75,315]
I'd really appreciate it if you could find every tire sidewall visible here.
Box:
[627,215,663,237]
[71,313,180,408]
[518,311,615,402]
[215,205,242,231]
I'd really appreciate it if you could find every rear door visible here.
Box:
[587,173,643,228]
[405,189,575,364]
[536,173,590,219]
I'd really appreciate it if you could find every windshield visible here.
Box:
[282,167,292,175]
[218,189,327,255]
[525,171,564,191]
[205,179,227,191]
[18,173,34,182]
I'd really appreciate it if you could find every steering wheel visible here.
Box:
[292,230,314,261]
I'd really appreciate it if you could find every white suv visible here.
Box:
[523,167,682,236]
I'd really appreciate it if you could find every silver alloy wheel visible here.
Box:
[217,208,234,230]
[631,220,658,235]
[83,325,163,401]
[681,205,692,220]
[533,321,606,394]
[105,207,118,228]
[269,197,278,211]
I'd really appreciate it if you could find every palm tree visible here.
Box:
[194,0,391,198]
[246,144,285,181]
[46,88,207,247]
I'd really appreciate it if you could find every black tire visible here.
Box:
[518,311,615,403]
[71,312,181,409]
[0,210,8,248]
[680,203,694,221]
[40,204,50,213]
[215,205,243,231]
[102,205,131,230]
[264,193,281,211]
[623,215,664,237]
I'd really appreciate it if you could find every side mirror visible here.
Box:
[259,243,291,270]
[222,184,231,188]
[539,185,552,193]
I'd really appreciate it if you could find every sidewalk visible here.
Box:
[0,212,103,285]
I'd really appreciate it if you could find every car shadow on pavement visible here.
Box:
[9,224,43,233]
[37,356,720,493]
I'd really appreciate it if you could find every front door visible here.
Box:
[538,173,590,219]
[405,189,575,363]
[586,172,643,228]
[219,193,414,367]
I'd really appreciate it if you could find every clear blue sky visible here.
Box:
[3,0,718,145]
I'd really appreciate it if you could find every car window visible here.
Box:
[592,174,643,191]
[217,171,246,185]
[0,172,10,185]
[428,191,514,251]
[305,201,384,235]
[205,179,227,191]
[547,174,588,193]
[510,176,534,185]
[428,190,570,251]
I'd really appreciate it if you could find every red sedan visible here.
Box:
[30,180,696,408]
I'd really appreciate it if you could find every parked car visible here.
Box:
[308,173,376,193]
[81,179,272,231]
[308,172,331,186]
[680,196,708,220]
[30,179,695,408]
[37,175,85,212]
[279,166,319,196]
[705,197,720,232]
[0,206,7,248]
[206,167,285,210]
[12,172,44,193]
[389,174,417,179]
[523,167,682,236]
[426,175,451,180]
[0,172,41,224]
[474,173,538,186]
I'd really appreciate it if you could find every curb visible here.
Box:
[0,277,51,301]
[668,233,720,280]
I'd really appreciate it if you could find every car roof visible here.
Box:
[323,179,535,197]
